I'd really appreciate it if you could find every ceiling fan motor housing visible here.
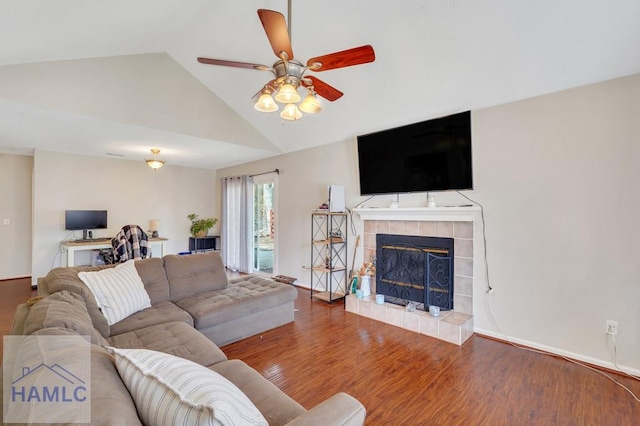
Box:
[273,59,305,88]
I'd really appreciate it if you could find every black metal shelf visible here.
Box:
[310,212,348,303]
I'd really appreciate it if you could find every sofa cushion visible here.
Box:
[44,266,112,337]
[78,260,152,326]
[210,359,306,425]
[4,328,142,425]
[133,257,171,304]
[174,275,298,330]
[109,300,193,336]
[109,347,268,426]
[107,321,227,367]
[22,291,107,346]
[164,251,228,300]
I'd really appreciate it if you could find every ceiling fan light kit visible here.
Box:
[197,2,375,122]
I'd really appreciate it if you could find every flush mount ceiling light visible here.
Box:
[197,0,375,121]
[145,149,165,170]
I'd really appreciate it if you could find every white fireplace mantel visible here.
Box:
[353,205,481,222]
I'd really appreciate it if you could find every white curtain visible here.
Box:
[221,175,253,272]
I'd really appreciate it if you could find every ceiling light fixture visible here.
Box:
[145,149,165,170]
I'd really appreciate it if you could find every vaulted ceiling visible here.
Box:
[1,0,639,169]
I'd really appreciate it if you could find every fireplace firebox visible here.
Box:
[376,234,454,311]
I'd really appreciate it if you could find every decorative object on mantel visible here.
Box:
[187,213,218,238]
[358,261,376,297]
[196,0,375,121]
[145,149,165,170]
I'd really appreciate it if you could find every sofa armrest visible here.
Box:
[285,393,366,426]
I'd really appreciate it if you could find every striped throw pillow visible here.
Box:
[78,260,151,325]
[108,347,268,426]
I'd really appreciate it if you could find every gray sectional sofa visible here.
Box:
[1,251,366,425]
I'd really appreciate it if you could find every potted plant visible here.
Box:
[187,213,218,238]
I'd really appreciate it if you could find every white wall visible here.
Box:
[219,73,640,372]
[472,73,640,372]
[32,150,218,284]
[0,154,32,279]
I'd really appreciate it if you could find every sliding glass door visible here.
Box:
[252,174,277,276]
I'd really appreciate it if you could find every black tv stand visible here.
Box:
[189,236,220,253]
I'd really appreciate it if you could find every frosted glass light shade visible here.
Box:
[254,93,278,112]
[280,103,302,120]
[299,93,322,114]
[274,83,301,103]
[146,159,164,169]
[149,220,160,231]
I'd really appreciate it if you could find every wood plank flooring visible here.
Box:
[0,277,34,358]
[1,278,638,424]
[222,287,640,425]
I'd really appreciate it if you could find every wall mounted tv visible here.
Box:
[65,210,108,231]
[357,111,473,195]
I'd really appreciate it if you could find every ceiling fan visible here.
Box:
[197,2,375,120]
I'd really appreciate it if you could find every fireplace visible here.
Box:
[376,234,454,312]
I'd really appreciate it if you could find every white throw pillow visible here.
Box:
[78,260,151,325]
[108,347,268,426]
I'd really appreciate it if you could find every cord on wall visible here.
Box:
[456,191,492,292]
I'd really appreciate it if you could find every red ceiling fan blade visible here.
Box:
[257,9,294,60]
[197,57,270,71]
[307,45,375,71]
[304,76,343,101]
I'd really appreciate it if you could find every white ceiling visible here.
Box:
[1,0,639,169]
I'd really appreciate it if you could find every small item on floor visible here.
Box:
[271,275,297,285]
[406,301,417,312]
[429,305,440,317]
[376,294,385,305]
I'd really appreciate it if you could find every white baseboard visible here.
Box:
[475,327,640,377]
[0,274,30,281]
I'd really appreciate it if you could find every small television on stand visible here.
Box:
[65,210,108,240]
[357,111,473,198]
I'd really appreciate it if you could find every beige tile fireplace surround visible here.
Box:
[349,206,481,345]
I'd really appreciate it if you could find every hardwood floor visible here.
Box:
[0,277,34,359]
[1,278,638,424]
[222,287,640,425]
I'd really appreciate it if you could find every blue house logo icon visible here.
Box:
[12,363,88,403]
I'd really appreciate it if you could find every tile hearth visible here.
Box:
[345,294,474,345]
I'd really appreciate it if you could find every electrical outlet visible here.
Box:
[606,320,618,336]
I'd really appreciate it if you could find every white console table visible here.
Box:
[62,237,168,267]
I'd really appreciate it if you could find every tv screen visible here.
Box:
[65,210,108,231]
[357,111,473,195]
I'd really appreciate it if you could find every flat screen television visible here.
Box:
[357,111,473,195]
[65,210,108,231]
